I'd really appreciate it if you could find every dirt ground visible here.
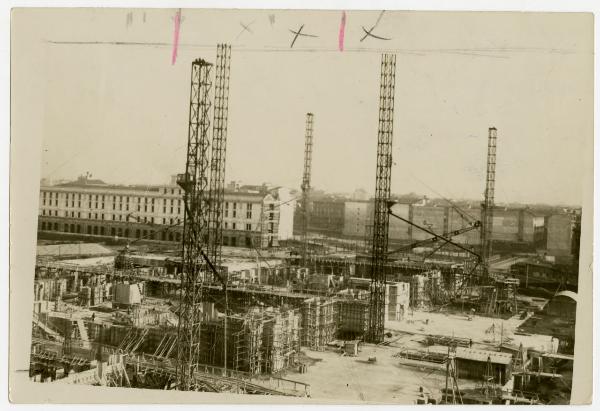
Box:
[289,342,452,403]
[289,309,558,403]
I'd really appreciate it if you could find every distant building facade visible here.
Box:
[544,212,581,264]
[37,175,293,248]
[297,197,546,247]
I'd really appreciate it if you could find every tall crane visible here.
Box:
[367,54,396,344]
[175,58,214,391]
[207,44,231,267]
[207,44,232,372]
[480,127,497,276]
[300,113,314,267]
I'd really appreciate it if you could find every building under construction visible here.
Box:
[28,46,574,404]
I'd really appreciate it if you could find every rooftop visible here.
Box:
[427,345,513,365]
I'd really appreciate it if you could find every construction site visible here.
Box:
[29,45,576,404]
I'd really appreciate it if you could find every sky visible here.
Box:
[12,9,593,206]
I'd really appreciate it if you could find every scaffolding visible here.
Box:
[300,297,338,350]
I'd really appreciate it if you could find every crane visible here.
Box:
[367,53,396,344]
[300,113,314,268]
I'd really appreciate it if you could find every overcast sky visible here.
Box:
[12,9,593,206]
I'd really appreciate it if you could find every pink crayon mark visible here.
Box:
[171,9,181,65]
[338,11,347,51]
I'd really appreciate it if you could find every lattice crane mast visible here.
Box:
[175,58,214,391]
[480,127,497,277]
[367,54,396,344]
[300,113,314,267]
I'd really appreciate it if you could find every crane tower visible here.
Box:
[480,127,497,275]
[367,54,396,343]
[301,113,314,267]
[207,44,231,266]
[175,58,213,391]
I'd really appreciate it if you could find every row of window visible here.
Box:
[39,221,262,246]
[39,212,258,232]
[43,190,253,211]
[40,208,261,227]
[42,190,183,201]
[39,221,183,241]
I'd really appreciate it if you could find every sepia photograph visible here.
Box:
[8,6,595,405]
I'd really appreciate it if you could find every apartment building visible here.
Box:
[37,175,289,248]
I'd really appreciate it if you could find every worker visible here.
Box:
[91,313,96,322]
[469,338,472,348]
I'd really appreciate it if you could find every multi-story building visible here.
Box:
[37,175,292,248]
[308,197,542,248]
[545,212,581,263]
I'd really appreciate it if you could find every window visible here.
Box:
[246,224,252,231]
[78,201,81,208]
[224,222,228,229]
[101,214,104,220]
[170,207,173,214]
[42,210,45,216]
[233,202,237,209]
[41,222,46,230]
[246,210,252,219]
[42,199,46,206]
[163,206,166,213]
[112,215,116,221]
[113,204,116,210]
[233,210,237,218]
[78,212,81,218]
[100,227,105,235]
[232,223,236,230]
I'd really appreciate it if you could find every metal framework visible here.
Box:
[480,127,497,276]
[207,44,232,372]
[176,58,213,391]
[301,113,314,267]
[367,54,396,343]
[208,44,232,266]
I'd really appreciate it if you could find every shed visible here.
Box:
[428,346,513,385]
[544,291,577,319]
